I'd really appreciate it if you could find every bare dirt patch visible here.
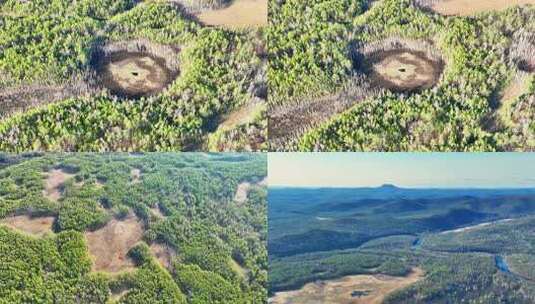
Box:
[150,243,176,269]
[354,37,445,93]
[269,267,424,304]
[43,169,75,201]
[85,213,144,273]
[150,205,166,219]
[130,168,141,184]
[501,74,530,104]
[230,258,248,279]
[96,52,173,98]
[234,177,267,203]
[234,182,252,203]
[425,0,535,16]
[0,215,55,237]
[92,40,180,99]
[196,0,268,29]
[219,101,264,130]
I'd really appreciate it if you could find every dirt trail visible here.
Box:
[430,0,535,16]
[43,169,75,201]
[110,289,129,302]
[269,267,424,304]
[150,205,166,219]
[85,214,143,273]
[0,215,55,237]
[501,74,530,104]
[130,168,141,184]
[219,101,264,130]
[230,258,248,279]
[234,182,252,203]
[234,177,267,203]
[197,0,267,28]
[150,243,175,269]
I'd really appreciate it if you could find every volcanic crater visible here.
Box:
[92,40,180,99]
[363,49,444,92]
[354,39,445,93]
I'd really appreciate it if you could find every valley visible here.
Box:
[268,185,535,303]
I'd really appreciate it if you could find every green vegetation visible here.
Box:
[0,0,266,151]
[508,254,535,281]
[0,153,267,303]
[269,186,535,302]
[269,0,535,151]
[57,198,110,231]
[268,0,369,102]
[121,243,188,304]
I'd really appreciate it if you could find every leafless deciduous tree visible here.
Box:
[509,29,535,73]
[0,74,99,119]
[168,0,231,13]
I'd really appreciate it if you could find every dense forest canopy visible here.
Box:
[0,152,267,303]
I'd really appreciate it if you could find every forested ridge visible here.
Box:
[0,153,267,303]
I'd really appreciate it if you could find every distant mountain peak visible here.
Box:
[379,183,399,189]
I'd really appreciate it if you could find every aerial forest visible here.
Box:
[268,0,535,151]
[0,152,267,303]
[0,0,267,151]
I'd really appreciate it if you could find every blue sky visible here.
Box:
[268,153,535,188]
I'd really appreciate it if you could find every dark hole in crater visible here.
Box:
[354,48,444,93]
[253,83,268,99]
[351,290,372,298]
[518,59,535,73]
[92,50,179,99]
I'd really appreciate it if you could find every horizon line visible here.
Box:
[268,184,535,190]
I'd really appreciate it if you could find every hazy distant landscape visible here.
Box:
[268,185,535,303]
